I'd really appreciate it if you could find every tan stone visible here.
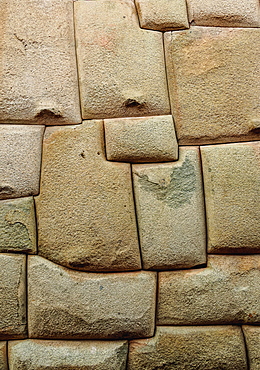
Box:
[28,256,156,339]
[0,125,44,199]
[164,27,260,144]
[128,326,247,369]
[0,342,7,370]
[35,120,141,271]
[243,326,260,370]
[201,142,260,254]
[157,255,260,325]
[0,254,26,339]
[0,0,81,124]
[74,0,170,119]
[104,115,178,163]
[132,147,206,270]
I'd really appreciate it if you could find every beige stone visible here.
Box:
[164,27,260,144]
[243,326,260,370]
[132,147,206,270]
[9,339,128,370]
[104,115,178,163]
[128,326,247,369]
[74,0,170,119]
[28,256,156,339]
[0,254,26,339]
[35,120,141,271]
[157,255,260,325]
[0,342,7,370]
[201,142,260,254]
[136,0,189,31]
[0,125,44,199]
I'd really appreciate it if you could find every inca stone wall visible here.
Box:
[0,0,259,368]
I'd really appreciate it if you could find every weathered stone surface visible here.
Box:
[9,339,128,370]
[132,147,206,270]
[35,120,141,272]
[0,342,7,370]
[104,115,178,163]
[0,197,36,254]
[164,27,260,144]
[0,125,44,199]
[0,0,81,124]
[28,256,156,339]
[201,142,260,254]
[243,326,260,370]
[74,0,170,119]
[135,0,189,31]
[128,326,247,369]
[158,255,260,325]
[0,254,26,339]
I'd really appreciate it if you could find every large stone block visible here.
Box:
[28,256,156,339]
[164,27,260,144]
[132,147,206,270]
[0,342,7,370]
[35,120,141,272]
[243,326,260,370]
[201,142,260,254]
[74,0,170,119]
[157,255,260,325]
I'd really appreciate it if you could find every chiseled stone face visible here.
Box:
[132,147,206,270]
[157,255,260,325]
[128,326,247,369]
[28,256,156,339]
[0,342,7,370]
[201,142,260,254]
[9,339,128,370]
[243,326,260,370]
[164,27,260,144]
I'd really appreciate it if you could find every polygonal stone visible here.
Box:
[243,326,260,370]
[74,0,170,119]
[28,256,156,339]
[158,255,260,325]
[0,342,7,370]
[164,27,260,144]
[104,115,178,163]
[132,147,206,270]
[128,326,247,369]
[0,125,44,199]
[0,0,81,124]
[201,142,260,254]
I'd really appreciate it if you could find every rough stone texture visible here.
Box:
[128,326,247,369]
[74,0,170,119]
[0,197,37,254]
[0,254,26,339]
[0,342,7,370]
[132,147,206,270]
[0,125,44,200]
[104,115,178,163]
[201,142,260,254]
[135,0,189,31]
[28,256,156,339]
[158,255,260,325]
[164,27,260,144]
[9,339,128,370]
[243,326,260,370]
[0,0,81,124]
[35,120,141,272]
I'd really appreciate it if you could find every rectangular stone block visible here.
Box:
[243,326,260,370]
[0,342,7,370]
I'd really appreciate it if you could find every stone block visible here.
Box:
[0,197,36,254]
[0,342,7,370]
[104,115,178,163]
[164,27,260,144]
[128,326,247,369]
[74,0,170,119]
[0,125,44,200]
[243,326,260,370]
[201,142,260,254]
[0,0,81,124]
[28,256,156,339]
[132,147,206,270]
[35,120,141,272]
[157,255,260,325]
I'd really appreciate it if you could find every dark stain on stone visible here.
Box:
[124,99,145,108]
[35,109,62,120]
[0,186,14,195]
[249,127,260,135]
[80,151,86,158]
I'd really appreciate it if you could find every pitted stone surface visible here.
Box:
[0,342,7,370]
[243,326,260,370]
[132,147,206,270]
[164,27,260,144]
[158,255,260,325]
[201,142,260,254]
[104,115,178,163]
[28,256,156,339]
[74,0,170,119]
[35,120,141,272]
